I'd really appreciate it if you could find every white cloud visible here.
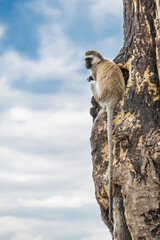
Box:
[0,145,89,178]
[11,233,44,240]
[0,0,123,86]
[82,233,108,240]
[0,48,81,83]
[0,216,110,240]
[0,107,91,149]
[19,192,95,208]
[91,0,123,18]
[28,0,61,19]
[29,0,81,23]
[0,78,91,111]
[90,0,123,31]
[0,217,26,233]
[0,9,83,84]
[0,143,94,209]
[0,172,40,183]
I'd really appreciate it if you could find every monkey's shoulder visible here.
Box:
[96,60,115,78]
[97,59,124,80]
[97,59,116,72]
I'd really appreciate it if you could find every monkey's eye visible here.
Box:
[85,57,92,61]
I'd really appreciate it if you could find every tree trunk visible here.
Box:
[90,1,160,239]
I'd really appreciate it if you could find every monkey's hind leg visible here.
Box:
[92,108,106,130]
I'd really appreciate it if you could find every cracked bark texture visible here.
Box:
[90,1,160,239]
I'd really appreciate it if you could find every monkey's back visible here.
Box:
[96,59,125,106]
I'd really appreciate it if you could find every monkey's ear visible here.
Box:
[97,53,103,59]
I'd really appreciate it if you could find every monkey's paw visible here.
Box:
[87,75,94,82]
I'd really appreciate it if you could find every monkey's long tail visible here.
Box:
[107,105,114,222]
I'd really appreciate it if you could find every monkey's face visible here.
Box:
[85,52,102,69]
[85,57,93,69]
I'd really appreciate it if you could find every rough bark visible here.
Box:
[90,1,160,239]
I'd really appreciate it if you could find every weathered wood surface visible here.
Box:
[90,1,160,239]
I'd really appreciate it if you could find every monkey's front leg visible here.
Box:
[90,81,100,103]
[87,75,94,82]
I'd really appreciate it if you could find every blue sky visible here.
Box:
[0,0,123,239]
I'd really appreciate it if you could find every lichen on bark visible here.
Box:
[89,1,160,239]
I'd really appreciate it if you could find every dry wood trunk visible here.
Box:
[90,1,160,239]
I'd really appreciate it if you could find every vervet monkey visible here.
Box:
[85,50,125,221]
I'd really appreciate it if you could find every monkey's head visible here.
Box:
[85,50,103,69]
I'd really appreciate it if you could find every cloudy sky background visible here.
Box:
[0,0,123,239]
